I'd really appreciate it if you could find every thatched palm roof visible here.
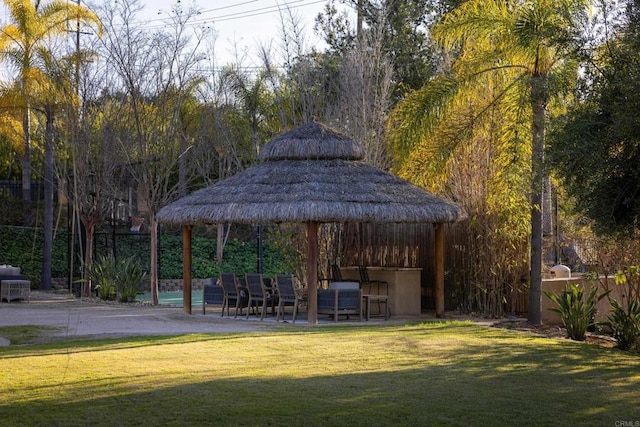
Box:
[158,122,465,225]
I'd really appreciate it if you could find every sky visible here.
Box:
[0,0,354,72]
[135,0,354,66]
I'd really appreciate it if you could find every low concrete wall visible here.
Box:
[542,275,625,325]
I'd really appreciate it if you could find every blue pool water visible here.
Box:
[137,290,203,307]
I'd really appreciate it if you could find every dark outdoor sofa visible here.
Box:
[317,281,362,322]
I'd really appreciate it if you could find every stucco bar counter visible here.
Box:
[340,267,422,317]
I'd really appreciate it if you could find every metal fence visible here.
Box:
[0,180,57,203]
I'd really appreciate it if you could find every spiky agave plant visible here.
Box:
[544,283,609,341]
[604,299,640,351]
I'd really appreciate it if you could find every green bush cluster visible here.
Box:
[109,234,294,279]
[0,226,295,286]
[604,299,640,351]
[88,254,147,302]
[0,197,27,226]
[604,266,640,351]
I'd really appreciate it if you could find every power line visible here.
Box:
[140,0,329,31]
[153,0,261,22]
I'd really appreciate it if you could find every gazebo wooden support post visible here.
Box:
[306,221,319,324]
[435,223,445,318]
[182,225,193,314]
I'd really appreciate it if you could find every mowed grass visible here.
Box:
[0,321,639,426]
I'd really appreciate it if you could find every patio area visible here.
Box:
[0,291,421,344]
[138,289,397,324]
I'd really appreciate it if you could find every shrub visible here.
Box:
[544,283,609,341]
[614,265,640,303]
[88,254,147,302]
[0,225,294,284]
[89,254,118,300]
[0,225,68,285]
[604,299,640,351]
[116,257,147,302]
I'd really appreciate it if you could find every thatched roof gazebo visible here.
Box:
[158,121,466,323]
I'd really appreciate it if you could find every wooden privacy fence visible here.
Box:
[338,221,529,314]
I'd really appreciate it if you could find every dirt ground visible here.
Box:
[491,318,619,348]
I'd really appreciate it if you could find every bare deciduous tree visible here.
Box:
[96,0,209,304]
[335,11,393,169]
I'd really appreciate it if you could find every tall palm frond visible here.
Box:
[388,0,590,321]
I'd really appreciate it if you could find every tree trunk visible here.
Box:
[543,176,553,237]
[150,213,159,305]
[22,105,32,226]
[528,75,549,325]
[216,223,225,264]
[82,221,95,297]
[41,106,55,290]
[435,223,445,318]
[179,129,188,197]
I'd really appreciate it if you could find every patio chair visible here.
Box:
[274,274,307,323]
[331,263,344,282]
[319,262,346,287]
[245,273,278,321]
[358,266,389,320]
[219,273,248,317]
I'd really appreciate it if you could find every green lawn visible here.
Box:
[0,321,638,426]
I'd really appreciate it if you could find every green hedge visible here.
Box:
[124,234,294,279]
[0,226,296,286]
[0,226,68,283]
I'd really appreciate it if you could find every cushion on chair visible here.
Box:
[0,266,20,276]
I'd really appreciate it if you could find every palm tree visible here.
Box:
[0,0,101,225]
[389,0,588,324]
[37,48,80,291]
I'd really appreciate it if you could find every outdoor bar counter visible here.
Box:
[340,267,422,316]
